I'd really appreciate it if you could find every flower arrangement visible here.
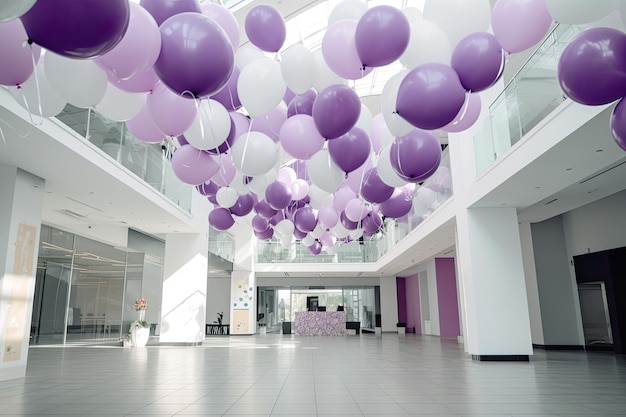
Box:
[133,297,148,311]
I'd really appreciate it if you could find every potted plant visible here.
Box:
[214,312,225,334]
[130,297,150,347]
[396,322,406,335]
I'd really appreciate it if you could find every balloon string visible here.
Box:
[451,90,472,127]
[16,88,41,133]
[240,118,254,180]
[85,107,92,140]
[228,87,236,110]
[27,41,45,121]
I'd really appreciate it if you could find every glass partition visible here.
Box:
[473,24,583,174]
[54,105,192,212]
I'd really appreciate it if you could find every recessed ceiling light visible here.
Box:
[535,186,540,189]
[566,168,572,171]
[596,149,603,152]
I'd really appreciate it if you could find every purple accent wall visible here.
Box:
[405,274,421,334]
[436,258,460,337]
[396,277,407,324]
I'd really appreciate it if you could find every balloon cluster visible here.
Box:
[3,0,604,255]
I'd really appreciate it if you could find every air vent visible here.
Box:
[544,198,558,205]
[579,160,626,184]
[283,272,290,277]
[58,208,87,219]
[309,286,325,289]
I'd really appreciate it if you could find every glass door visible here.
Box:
[578,282,613,345]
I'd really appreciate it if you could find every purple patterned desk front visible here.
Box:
[294,311,346,336]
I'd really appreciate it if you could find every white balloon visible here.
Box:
[45,53,108,109]
[355,103,373,135]
[400,19,452,69]
[345,198,368,222]
[280,234,293,249]
[95,83,144,122]
[281,44,316,94]
[309,224,324,239]
[547,0,618,24]
[185,99,231,150]
[301,234,315,246]
[377,145,409,187]
[290,179,309,201]
[381,69,414,137]
[275,219,295,237]
[230,171,250,194]
[308,192,333,210]
[332,222,350,239]
[414,186,438,211]
[276,166,297,184]
[231,131,278,176]
[216,187,239,208]
[313,48,347,92]
[235,44,265,69]
[423,0,491,47]
[247,174,269,195]
[9,58,66,117]
[307,148,345,194]
[349,228,363,241]
[238,57,286,117]
[403,7,423,23]
[328,0,368,25]
[0,0,36,22]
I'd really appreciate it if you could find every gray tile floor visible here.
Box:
[1,334,625,416]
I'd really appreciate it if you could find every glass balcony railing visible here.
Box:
[55,105,192,212]
[256,149,453,264]
[473,24,584,174]
[208,227,235,263]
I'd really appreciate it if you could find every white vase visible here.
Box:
[131,327,150,347]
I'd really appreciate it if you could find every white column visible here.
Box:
[456,206,533,360]
[0,167,45,381]
[230,223,256,335]
[519,222,545,346]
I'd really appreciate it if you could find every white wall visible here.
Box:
[519,222,544,345]
[417,259,440,336]
[206,277,231,326]
[531,216,582,346]
[379,275,397,332]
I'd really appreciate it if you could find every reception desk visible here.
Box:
[294,311,346,336]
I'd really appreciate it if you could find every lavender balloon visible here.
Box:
[230,193,256,217]
[362,211,383,235]
[155,13,234,98]
[451,32,504,92]
[209,207,235,231]
[491,0,552,54]
[308,240,322,256]
[196,181,220,197]
[610,97,626,151]
[140,0,201,26]
[255,227,275,240]
[252,215,270,233]
[360,168,394,204]
[340,211,359,231]
[201,3,240,51]
[244,5,285,53]
[171,145,220,185]
[396,63,466,130]
[21,0,130,59]
[355,5,410,68]
[280,115,325,160]
[0,19,40,86]
[558,28,626,106]
[328,127,372,173]
[390,129,442,183]
[313,84,361,139]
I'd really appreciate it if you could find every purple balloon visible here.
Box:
[355,5,410,68]
[210,66,241,111]
[340,211,359,231]
[362,211,383,235]
[360,168,394,204]
[254,200,278,219]
[294,207,317,232]
[209,207,235,231]
[269,210,285,226]
[610,97,626,151]
[287,95,315,117]
[154,12,234,98]
[255,227,275,240]
[308,240,322,256]
[293,228,307,240]
[201,3,240,52]
[390,129,442,183]
[196,181,219,197]
[328,127,372,173]
[21,0,129,59]
[265,181,292,210]
[108,67,158,94]
[0,19,41,87]
[252,215,270,233]
[251,105,287,142]
[171,145,219,185]
[313,84,361,139]
[442,93,482,133]
[140,0,201,26]
[558,28,626,106]
[451,32,504,93]
[379,188,413,219]
[396,63,466,130]
[244,4,285,53]
[230,193,256,217]
[280,115,325,161]
[283,87,296,106]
